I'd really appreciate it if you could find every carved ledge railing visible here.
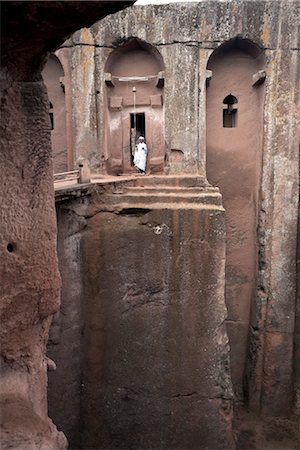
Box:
[54,157,91,188]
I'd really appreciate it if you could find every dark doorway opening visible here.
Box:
[130,112,145,165]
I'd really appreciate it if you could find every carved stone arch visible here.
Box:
[42,53,68,173]
[208,36,265,65]
[105,36,165,75]
[104,37,165,175]
[206,37,266,400]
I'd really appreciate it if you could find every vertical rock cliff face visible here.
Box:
[47,205,87,448]
[206,40,266,401]
[132,2,298,417]
[296,201,300,414]
[0,2,134,448]
[83,186,233,450]
[0,76,65,450]
[46,1,300,448]
[51,0,299,422]
[51,178,235,449]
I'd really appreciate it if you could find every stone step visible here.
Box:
[125,186,219,195]
[133,175,208,188]
[103,191,222,206]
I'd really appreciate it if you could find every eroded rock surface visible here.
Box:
[51,177,235,449]
[0,2,134,448]
[50,0,299,423]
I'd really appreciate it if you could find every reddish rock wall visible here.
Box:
[296,201,300,413]
[48,1,299,437]
[0,2,134,448]
[81,0,299,417]
[206,40,265,399]
[47,206,87,447]
[42,55,68,173]
[51,178,234,449]
[0,66,67,450]
[3,0,297,448]
[104,38,165,174]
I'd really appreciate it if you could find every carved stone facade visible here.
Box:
[1,0,299,449]
[43,1,300,449]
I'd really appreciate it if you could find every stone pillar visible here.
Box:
[0,78,66,449]
[70,28,99,171]
[159,44,200,174]
[246,42,299,416]
[79,177,234,449]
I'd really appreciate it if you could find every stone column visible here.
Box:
[246,37,300,415]
[0,78,66,449]
[70,28,99,171]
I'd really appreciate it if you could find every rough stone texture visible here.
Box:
[56,5,203,174]
[1,1,135,81]
[47,206,87,448]
[55,47,75,171]
[0,1,135,448]
[246,41,299,415]
[55,30,100,172]
[3,0,297,447]
[52,0,299,419]
[161,43,199,173]
[234,406,300,450]
[206,41,265,400]
[42,55,68,173]
[52,178,234,449]
[0,79,66,450]
[71,29,99,167]
[296,197,300,414]
[102,38,165,174]
[55,1,299,176]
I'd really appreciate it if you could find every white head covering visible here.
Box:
[139,136,145,140]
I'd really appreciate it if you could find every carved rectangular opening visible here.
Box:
[49,101,54,130]
[130,113,145,165]
[223,108,237,128]
[50,112,54,130]
[130,112,145,139]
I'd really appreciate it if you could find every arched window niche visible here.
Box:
[42,54,68,173]
[206,37,266,399]
[223,94,238,128]
[104,37,165,175]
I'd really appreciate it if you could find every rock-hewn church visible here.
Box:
[1,1,299,449]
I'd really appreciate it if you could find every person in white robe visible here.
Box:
[134,136,148,174]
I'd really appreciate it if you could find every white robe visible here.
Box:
[134,142,148,171]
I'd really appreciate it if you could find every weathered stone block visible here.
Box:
[78,183,234,449]
[252,69,266,86]
[109,96,122,110]
[104,72,114,87]
[150,94,163,107]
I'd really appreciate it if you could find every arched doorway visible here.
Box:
[42,53,68,173]
[104,38,165,174]
[206,37,266,399]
